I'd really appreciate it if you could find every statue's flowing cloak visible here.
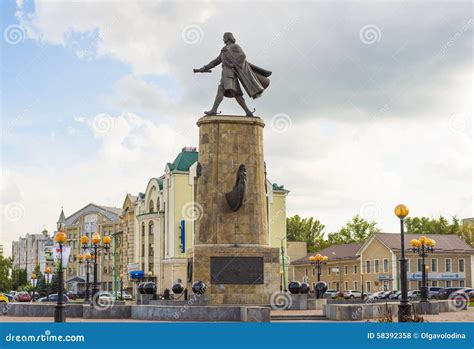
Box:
[206,43,272,99]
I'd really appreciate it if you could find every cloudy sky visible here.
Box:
[1,0,472,256]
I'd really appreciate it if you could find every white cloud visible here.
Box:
[3,1,472,254]
[1,112,190,254]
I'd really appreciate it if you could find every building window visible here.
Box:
[445,258,452,272]
[446,280,452,287]
[431,258,438,272]
[305,268,308,276]
[149,200,154,213]
[374,260,379,273]
[366,281,371,293]
[417,258,422,272]
[354,265,358,274]
[365,260,370,273]
[328,267,331,275]
[432,281,437,287]
[458,259,465,272]
[460,280,465,287]
[312,268,315,276]
[354,281,358,291]
[149,221,154,235]
[344,281,349,290]
[344,266,348,275]
[383,259,388,273]
[418,281,422,289]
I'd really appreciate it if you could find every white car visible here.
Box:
[324,289,339,298]
[343,290,362,299]
[113,291,132,300]
[96,291,114,306]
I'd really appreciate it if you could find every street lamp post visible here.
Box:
[410,236,436,302]
[80,232,111,305]
[44,267,53,302]
[120,273,124,300]
[308,254,328,283]
[395,204,411,322]
[78,251,92,303]
[54,230,67,322]
[31,273,37,302]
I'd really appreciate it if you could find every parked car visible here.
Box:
[435,287,464,300]
[388,291,401,300]
[324,289,338,298]
[427,286,442,299]
[343,290,362,299]
[15,292,32,302]
[9,291,19,299]
[380,290,398,299]
[30,293,40,301]
[113,291,132,300]
[407,290,421,300]
[97,291,114,305]
[368,291,386,300]
[0,293,12,303]
[66,291,78,300]
[38,294,69,303]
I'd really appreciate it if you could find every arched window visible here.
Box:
[149,221,154,235]
[149,200,154,213]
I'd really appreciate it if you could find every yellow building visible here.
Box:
[290,233,474,294]
[121,146,289,295]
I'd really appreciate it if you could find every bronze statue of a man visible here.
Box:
[194,32,272,117]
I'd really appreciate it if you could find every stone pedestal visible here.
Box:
[188,115,280,305]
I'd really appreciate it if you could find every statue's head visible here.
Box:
[223,32,236,44]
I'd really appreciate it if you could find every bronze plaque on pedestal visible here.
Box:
[210,256,264,284]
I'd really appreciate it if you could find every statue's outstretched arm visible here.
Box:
[194,56,221,73]
[204,56,222,70]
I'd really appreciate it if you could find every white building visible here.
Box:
[11,230,53,279]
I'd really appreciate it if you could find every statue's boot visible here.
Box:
[204,94,223,116]
[204,109,218,116]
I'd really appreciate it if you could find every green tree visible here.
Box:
[32,264,47,297]
[286,215,327,252]
[11,268,28,290]
[327,215,379,245]
[405,216,473,246]
[0,256,13,292]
